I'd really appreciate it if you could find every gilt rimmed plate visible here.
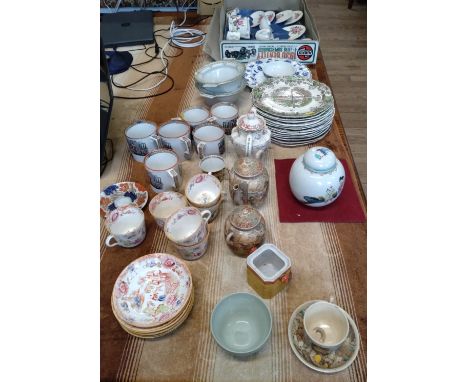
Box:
[112,253,192,328]
[284,10,303,25]
[244,58,311,88]
[283,25,306,40]
[252,77,334,118]
[288,300,360,374]
[100,181,148,215]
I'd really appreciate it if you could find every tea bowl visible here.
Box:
[210,292,272,357]
[262,60,296,78]
[303,301,349,350]
[148,191,187,229]
[185,173,222,208]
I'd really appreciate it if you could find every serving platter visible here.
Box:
[244,59,311,88]
[288,300,360,374]
[252,77,334,118]
[112,253,192,329]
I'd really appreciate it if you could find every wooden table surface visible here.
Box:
[101,15,366,382]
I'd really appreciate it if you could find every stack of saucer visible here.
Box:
[251,76,335,147]
[111,253,194,339]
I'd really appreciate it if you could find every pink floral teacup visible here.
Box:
[173,231,210,261]
[149,191,187,229]
[185,173,222,209]
[164,206,211,246]
[105,205,146,248]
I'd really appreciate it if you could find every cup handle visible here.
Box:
[226,231,234,244]
[200,209,212,222]
[150,135,163,148]
[207,116,217,123]
[168,168,181,190]
[255,148,264,160]
[245,135,253,157]
[182,136,192,158]
[105,235,119,247]
[197,142,206,158]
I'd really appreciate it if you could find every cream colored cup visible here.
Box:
[173,231,210,261]
[185,173,222,209]
[105,205,146,248]
[164,206,211,246]
[303,301,350,350]
[180,105,211,129]
[199,155,226,182]
[193,123,225,158]
[210,102,238,135]
[149,191,187,229]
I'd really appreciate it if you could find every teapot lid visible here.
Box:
[303,146,337,172]
[237,107,266,132]
[229,205,262,230]
[233,157,264,178]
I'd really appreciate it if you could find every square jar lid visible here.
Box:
[247,243,291,282]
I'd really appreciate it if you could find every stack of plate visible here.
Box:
[251,76,335,147]
[111,253,194,339]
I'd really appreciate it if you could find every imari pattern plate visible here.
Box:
[100,181,148,215]
[288,300,360,374]
[244,59,311,88]
[252,77,334,118]
[112,253,192,328]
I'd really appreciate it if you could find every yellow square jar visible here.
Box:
[246,244,292,299]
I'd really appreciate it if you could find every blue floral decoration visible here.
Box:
[124,191,137,202]
[103,184,119,195]
[158,295,166,302]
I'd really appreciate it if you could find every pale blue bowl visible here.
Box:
[210,292,272,356]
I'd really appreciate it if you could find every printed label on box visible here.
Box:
[220,41,318,63]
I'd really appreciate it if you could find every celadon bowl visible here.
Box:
[210,292,272,356]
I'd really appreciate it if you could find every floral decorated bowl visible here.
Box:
[289,146,345,207]
[100,181,148,216]
[262,60,296,78]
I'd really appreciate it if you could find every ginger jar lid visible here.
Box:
[237,107,266,132]
[303,146,337,173]
[233,157,264,178]
[229,205,262,230]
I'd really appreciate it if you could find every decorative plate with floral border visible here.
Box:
[100,182,148,216]
[244,59,311,89]
[288,300,360,374]
[252,77,334,118]
[112,253,192,328]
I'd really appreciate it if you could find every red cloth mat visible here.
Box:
[274,159,366,223]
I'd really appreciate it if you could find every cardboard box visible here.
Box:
[203,0,320,64]
[197,0,224,16]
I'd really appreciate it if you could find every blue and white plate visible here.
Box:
[100,181,148,216]
[244,58,311,88]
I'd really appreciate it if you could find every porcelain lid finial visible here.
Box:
[303,146,337,173]
[238,106,265,131]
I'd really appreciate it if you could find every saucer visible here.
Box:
[283,25,306,40]
[284,10,303,25]
[100,181,148,216]
[275,10,293,24]
[288,300,360,374]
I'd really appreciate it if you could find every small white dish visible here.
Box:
[250,10,264,28]
[284,10,303,25]
[283,25,306,40]
[255,29,273,41]
[275,10,293,24]
[264,11,275,23]
[262,60,296,78]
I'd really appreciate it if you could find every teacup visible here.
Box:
[185,173,222,208]
[149,191,187,229]
[193,123,225,158]
[124,120,159,162]
[303,301,350,350]
[199,155,226,182]
[210,102,238,135]
[105,205,146,248]
[180,105,211,129]
[195,196,223,223]
[144,149,182,193]
[164,206,211,246]
[173,231,210,261]
[155,120,192,162]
